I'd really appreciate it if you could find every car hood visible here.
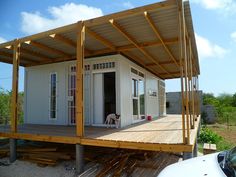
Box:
[158,153,226,177]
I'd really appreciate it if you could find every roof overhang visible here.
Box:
[0,0,199,79]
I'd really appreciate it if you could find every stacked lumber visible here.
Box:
[0,142,75,166]
[0,142,180,176]
[80,147,180,177]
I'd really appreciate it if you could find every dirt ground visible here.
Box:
[0,158,76,177]
[208,124,236,145]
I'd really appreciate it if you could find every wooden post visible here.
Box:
[182,3,190,144]
[11,40,20,133]
[76,22,85,137]
[178,2,186,144]
[186,40,193,129]
[189,39,195,128]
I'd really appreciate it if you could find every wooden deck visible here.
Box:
[0,115,200,153]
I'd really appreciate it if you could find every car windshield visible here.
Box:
[226,147,236,176]
[218,147,236,177]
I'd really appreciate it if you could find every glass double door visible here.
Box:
[132,78,145,121]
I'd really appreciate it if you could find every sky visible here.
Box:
[0,0,236,96]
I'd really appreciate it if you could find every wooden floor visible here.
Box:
[0,115,200,153]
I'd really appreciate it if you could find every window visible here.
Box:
[93,62,115,70]
[50,73,57,119]
[139,79,145,115]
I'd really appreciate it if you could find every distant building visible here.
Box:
[166,91,203,115]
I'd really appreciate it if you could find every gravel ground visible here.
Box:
[0,158,77,177]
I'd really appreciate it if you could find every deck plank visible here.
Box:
[0,115,200,152]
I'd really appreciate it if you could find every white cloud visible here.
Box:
[21,3,103,34]
[195,33,228,60]
[0,37,6,44]
[122,2,134,9]
[191,0,236,14]
[231,31,236,42]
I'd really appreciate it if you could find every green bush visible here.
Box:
[199,127,222,144]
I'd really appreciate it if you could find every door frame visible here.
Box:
[91,69,117,126]
[131,69,146,123]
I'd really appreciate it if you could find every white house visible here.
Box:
[24,54,166,128]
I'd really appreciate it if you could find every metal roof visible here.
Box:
[0,0,199,79]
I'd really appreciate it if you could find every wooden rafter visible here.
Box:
[0,51,37,64]
[109,19,171,75]
[146,59,180,66]
[86,27,116,50]
[49,33,76,48]
[24,40,71,57]
[121,51,163,79]
[144,11,179,67]
[21,48,52,61]
[118,37,179,51]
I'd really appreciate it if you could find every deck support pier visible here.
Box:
[9,139,17,163]
[183,151,193,160]
[193,139,198,157]
[76,144,84,175]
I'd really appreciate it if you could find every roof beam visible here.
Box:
[49,33,76,48]
[24,40,71,57]
[21,48,53,61]
[121,51,163,79]
[0,51,38,64]
[118,37,178,51]
[109,19,171,75]
[144,11,179,67]
[86,27,116,50]
[146,59,180,66]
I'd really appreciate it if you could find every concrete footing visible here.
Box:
[9,139,17,163]
[183,151,193,160]
[193,139,198,157]
[76,144,84,175]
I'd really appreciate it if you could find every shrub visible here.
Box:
[199,127,222,144]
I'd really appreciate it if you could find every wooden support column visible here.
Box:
[189,39,195,128]
[76,22,85,137]
[11,40,20,133]
[186,40,193,129]
[182,3,190,144]
[178,3,186,144]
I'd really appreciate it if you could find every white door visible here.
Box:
[132,78,139,120]
[93,73,104,124]
[132,77,145,121]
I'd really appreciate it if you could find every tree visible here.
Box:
[232,93,236,107]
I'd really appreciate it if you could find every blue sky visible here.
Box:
[0,0,236,95]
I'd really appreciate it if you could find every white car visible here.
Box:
[158,147,236,177]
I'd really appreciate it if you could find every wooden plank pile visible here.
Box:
[0,142,75,166]
[80,147,180,177]
[0,141,180,176]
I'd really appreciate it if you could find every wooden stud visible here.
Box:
[144,11,179,67]
[76,22,85,137]
[11,40,20,133]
